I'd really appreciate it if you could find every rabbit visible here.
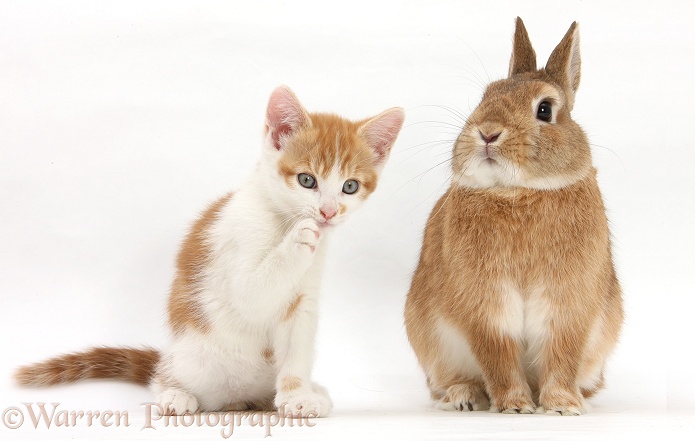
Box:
[404,17,623,416]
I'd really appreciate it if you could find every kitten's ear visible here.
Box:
[265,86,311,150]
[358,107,405,166]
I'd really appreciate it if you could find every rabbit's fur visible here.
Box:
[405,18,623,416]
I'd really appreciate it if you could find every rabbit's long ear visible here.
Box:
[546,22,581,110]
[508,17,537,77]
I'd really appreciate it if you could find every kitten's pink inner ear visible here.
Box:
[265,86,310,150]
[360,108,405,162]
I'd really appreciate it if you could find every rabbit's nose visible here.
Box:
[479,131,501,144]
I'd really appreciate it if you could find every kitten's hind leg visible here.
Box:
[156,386,199,415]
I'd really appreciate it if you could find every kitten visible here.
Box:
[15,86,405,417]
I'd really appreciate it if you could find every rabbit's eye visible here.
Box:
[537,101,553,122]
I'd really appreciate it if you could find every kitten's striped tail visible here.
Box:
[14,347,160,387]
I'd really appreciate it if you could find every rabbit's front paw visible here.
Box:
[538,387,586,416]
[490,389,535,414]
[435,382,490,411]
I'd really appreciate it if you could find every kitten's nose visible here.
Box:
[320,207,337,220]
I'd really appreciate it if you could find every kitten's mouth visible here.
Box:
[483,157,497,165]
[317,218,338,228]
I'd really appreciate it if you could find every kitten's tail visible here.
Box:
[14,347,160,387]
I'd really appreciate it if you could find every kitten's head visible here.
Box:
[260,86,404,226]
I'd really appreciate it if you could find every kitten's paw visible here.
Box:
[157,388,198,415]
[435,383,490,411]
[489,390,535,414]
[275,385,332,418]
[310,382,333,404]
[292,218,321,254]
[277,394,332,418]
[538,388,586,416]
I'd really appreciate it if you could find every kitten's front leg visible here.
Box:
[233,218,321,322]
[273,285,332,418]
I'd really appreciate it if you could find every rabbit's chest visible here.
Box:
[488,282,552,367]
[457,209,573,259]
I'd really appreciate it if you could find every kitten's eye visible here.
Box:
[297,173,316,189]
[342,179,359,195]
[536,101,553,122]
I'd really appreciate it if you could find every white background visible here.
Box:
[1,1,694,440]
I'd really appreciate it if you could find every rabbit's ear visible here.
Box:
[508,17,537,77]
[546,22,581,110]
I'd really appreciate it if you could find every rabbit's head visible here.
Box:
[453,18,592,190]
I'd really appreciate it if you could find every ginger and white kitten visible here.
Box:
[15,86,405,417]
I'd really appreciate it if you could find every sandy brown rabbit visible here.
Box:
[405,18,623,416]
